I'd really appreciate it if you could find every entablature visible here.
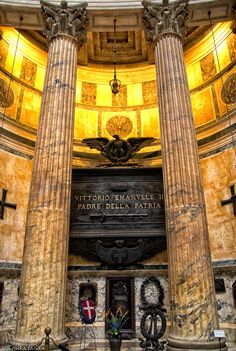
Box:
[0,0,234,31]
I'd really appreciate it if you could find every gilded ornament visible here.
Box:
[20,57,37,86]
[142,81,157,104]
[221,73,236,104]
[106,116,133,138]
[112,85,127,107]
[0,40,8,68]
[200,52,216,82]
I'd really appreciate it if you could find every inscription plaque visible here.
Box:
[70,168,165,238]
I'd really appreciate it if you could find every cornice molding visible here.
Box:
[0,0,234,31]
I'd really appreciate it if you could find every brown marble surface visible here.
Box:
[12,34,78,347]
[154,29,221,348]
[0,150,31,262]
[202,148,236,260]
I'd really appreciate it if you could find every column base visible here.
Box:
[167,336,227,351]
[10,335,68,350]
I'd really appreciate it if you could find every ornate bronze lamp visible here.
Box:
[109,19,121,94]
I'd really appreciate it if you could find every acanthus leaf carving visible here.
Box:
[142,0,189,44]
[40,0,88,46]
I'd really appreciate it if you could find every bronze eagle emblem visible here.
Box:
[82,134,155,163]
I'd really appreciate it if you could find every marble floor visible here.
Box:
[1,340,236,351]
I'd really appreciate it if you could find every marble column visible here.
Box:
[143,1,226,350]
[11,1,87,348]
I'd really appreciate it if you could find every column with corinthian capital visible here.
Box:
[11,1,87,348]
[142,1,226,350]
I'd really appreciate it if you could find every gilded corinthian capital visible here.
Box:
[142,0,189,44]
[40,0,88,46]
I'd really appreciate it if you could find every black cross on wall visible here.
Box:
[0,188,17,220]
[221,184,236,216]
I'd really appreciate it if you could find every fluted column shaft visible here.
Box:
[12,1,87,347]
[143,1,226,350]
[155,33,221,348]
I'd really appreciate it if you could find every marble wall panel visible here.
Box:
[227,32,236,62]
[214,66,236,116]
[65,275,170,341]
[127,83,143,107]
[0,39,234,141]
[65,276,106,340]
[19,57,37,86]
[0,39,9,68]
[140,108,160,138]
[81,82,96,106]
[112,85,127,108]
[217,40,231,71]
[20,89,41,128]
[5,46,23,80]
[142,81,158,105]
[0,150,32,262]
[216,275,236,324]
[134,276,169,339]
[191,86,216,126]
[0,278,19,345]
[186,62,203,90]
[34,65,46,91]
[74,108,98,140]
[0,144,235,265]
[75,80,82,104]
[96,84,112,107]
[214,272,236,347]
[0,72,21,119]
[0,272,235,345]
[200,52,217,82]
[201,148,236,261]
[220,73,236,105]
[0,79,14,109]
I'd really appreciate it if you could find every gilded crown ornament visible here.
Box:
[142,0,189,44]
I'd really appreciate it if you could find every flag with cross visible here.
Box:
[80,299,96,324]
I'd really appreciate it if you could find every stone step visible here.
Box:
[69,339,142,351]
